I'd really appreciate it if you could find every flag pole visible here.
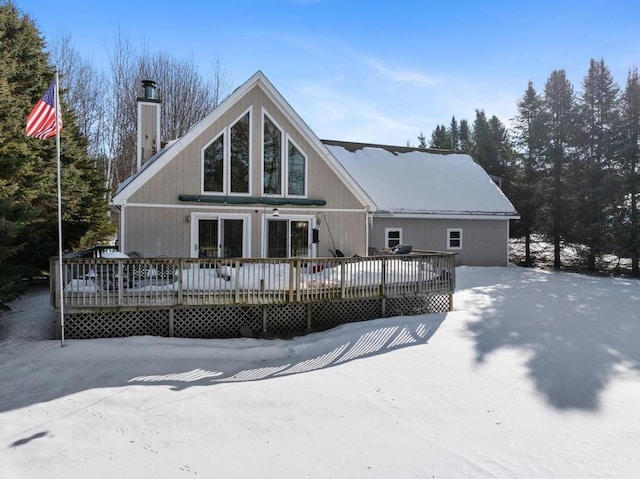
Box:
[54,71,65,347]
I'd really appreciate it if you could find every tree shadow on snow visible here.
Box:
[462,267,640,410]
[0,311,445,416]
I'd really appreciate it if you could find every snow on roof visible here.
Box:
[323,140,518,217]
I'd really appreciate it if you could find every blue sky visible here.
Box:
[16,0,640,146]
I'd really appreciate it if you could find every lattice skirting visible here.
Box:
[59,293,451,339]
[63,309,171,339]
[386,293,452,317]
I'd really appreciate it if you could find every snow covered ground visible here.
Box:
[1,265,640,478]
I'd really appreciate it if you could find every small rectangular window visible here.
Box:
[385,228,402,248]
[447,228,462,250]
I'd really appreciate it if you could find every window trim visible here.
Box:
[447,228,463,250]
[385,228,402,249]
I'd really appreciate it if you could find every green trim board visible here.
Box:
[178,194,327,206]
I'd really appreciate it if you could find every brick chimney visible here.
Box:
[137,80,161,170]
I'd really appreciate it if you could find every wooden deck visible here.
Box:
[51,253,456,339]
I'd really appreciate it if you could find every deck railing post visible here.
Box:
[234,259,240,304]
[295,259,301,303]
[450,254,456,291]
[380,257,386,298]
[117,260,124,306]
[178,259,183,305]
[340,259,346,299]
[289,260,295,303]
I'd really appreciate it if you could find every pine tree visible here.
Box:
[541,69,576,269]
[0,1,113,304]
[472,110,510,179]
[459,119,472,151]
[417,132,426,148]
[429,124,451,149]
[619,67,640,275]
[449,116,459,150]
[511,81,547,265]
[574,59,621,270]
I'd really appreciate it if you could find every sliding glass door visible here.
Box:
[266,218,310,258]
[194,215,248,258]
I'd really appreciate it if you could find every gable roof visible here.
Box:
[111,71,374,208]
[322,140,519,218]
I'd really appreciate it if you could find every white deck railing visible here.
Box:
[51,253,456,310]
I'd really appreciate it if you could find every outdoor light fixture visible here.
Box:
[264,194,280,217]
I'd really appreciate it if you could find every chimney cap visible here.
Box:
[141,80,157,100]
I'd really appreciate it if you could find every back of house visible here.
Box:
[111,71,518,266]
[111,71,373,260]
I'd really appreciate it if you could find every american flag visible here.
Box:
[26,79,63,139]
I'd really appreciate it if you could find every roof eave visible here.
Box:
[111,71,268,205]
[111,70,376,211]
[374,211,520,220]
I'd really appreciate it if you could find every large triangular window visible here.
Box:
[287,139,306,196]
[202,108,252,195]
[261,110,307,198]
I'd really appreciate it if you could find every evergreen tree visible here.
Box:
[619,67,640,275]
[459,119,472,151]
[472,110,510,179]
[417,131,426,148]
[449,116,459,150]
[541,69,576,269]
[489,115,512,176]
[510,81,547,265]
[0,1,113,304]
[574,59,621,270]
[429,124,451,149]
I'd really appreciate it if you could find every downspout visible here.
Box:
[365,207,372,256]
[506,218,510,267]
[120,202,126,253]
